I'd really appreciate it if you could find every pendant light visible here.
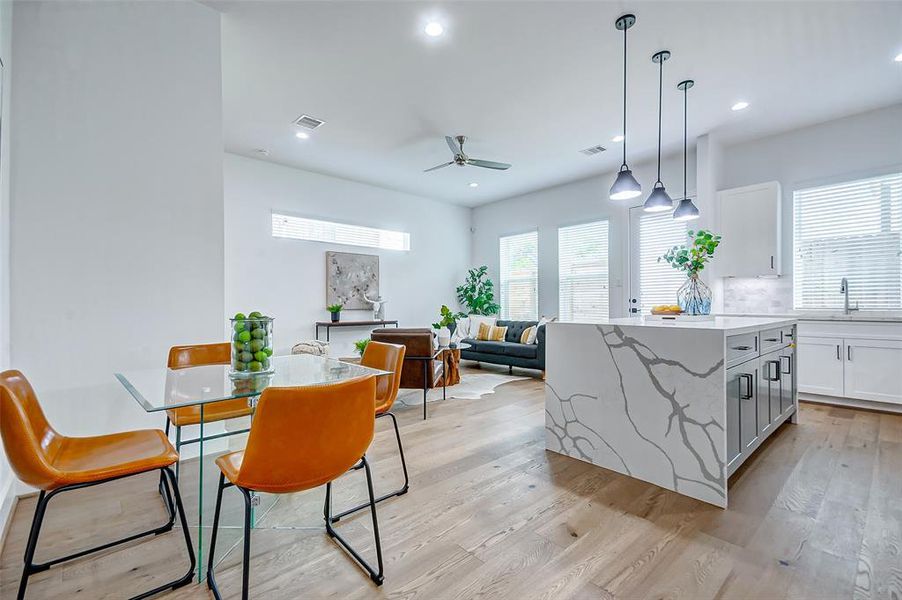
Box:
[609,14,642,201]
[643,50,674,212]
[673,79,700,221]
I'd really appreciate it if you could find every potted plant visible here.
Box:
[456,266,500,316]
[354,338,370,356]
[327,303,343,323]
[432,304,467,347]
[659,229,721,315]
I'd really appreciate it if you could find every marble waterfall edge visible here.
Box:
[545,323,727,507]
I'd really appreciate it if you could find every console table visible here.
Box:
[315,319,399,341]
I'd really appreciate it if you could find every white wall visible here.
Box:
[7,0,224,489]
[0,0,14,532]
[224,153,472,357]
[718,103,902,313]
[471,152,694,319]
[721,103,902,276]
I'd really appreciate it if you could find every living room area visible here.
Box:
[2,1,902,599]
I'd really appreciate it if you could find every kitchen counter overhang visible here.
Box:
[545,316,798,508]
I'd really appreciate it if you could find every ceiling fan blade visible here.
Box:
[445,136,461,155]
[424,161,454,173]
[467,158,511,170]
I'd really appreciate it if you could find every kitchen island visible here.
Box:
[545,316,797,507]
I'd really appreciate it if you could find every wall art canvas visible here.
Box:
[326,251,379,310]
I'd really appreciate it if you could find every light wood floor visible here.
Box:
[2,365,901,599]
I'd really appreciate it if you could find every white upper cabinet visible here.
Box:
[717,181,782,277]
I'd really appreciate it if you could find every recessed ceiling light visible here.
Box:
[469,182,479,188]
[731,101,749,111]
[295,131,310,140]
[611,135,625,143]
[895,53,902,63]
[424,21,444,37]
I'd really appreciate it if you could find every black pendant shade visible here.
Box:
[643,50,673,213]
[673,79,700,221]
[609,14,641,201]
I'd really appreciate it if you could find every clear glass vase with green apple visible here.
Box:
[230,312,274,378]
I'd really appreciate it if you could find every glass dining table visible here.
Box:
[115,353,391,581]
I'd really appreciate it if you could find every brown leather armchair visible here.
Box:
[370,328,442,389]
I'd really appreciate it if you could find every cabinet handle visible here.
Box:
[780,354,791,375]
[732,345,752,351]
[836,344,841,360]
[740,373,754,399]
[847,345,852,361]
[770,256,774,269]
[767,360,782,381]
[764,337,779,342]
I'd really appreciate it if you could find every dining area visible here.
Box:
[0,339,410,599]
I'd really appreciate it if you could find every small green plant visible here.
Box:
[327,303,343,313]
[354,338,370,356]
[432,304,467,330]
[659,229,722,277]
[456,266,500,316]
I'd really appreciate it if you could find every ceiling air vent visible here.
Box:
[579,145,607,156]
[293,114,325,130]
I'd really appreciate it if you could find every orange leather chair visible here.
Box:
[206,375,384,599]
[331,341,407,523]
[0,370,195,600]
[166,343,254,479]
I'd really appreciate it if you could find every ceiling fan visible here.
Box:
[424,136,512,172]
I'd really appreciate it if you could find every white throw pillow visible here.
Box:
[524,325,538,344]
[534,316,557,344]
[454,316,471,342]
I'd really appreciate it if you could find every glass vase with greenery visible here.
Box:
[456,266,500,316]
[659,229,721,315]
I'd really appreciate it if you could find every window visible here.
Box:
[271,213,410,251]
[793,172,902,311]
[559,220,609,322]
[500,231,538,320]
[635,210,688,313]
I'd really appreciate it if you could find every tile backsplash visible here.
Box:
[722,276,793,314]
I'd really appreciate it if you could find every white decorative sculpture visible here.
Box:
[364,294,387,321]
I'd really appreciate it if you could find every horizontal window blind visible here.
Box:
[500,231,538,321]
[272,213,410,251]
[559,220,609,322]
[638,212,688,313]
[794,172,902,311]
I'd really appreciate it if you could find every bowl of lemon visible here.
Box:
[230,311,274,378]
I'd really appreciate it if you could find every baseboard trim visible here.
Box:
[800,393,902,415]
[0,479,18,555]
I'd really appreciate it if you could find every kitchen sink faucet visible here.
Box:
[840,277,859,315]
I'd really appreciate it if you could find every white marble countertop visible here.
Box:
[554,315,796,335]
[720,311,902,323]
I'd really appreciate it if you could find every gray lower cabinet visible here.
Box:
[726,326,798,477]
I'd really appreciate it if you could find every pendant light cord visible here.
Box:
[683,85,688,200]
[621,24,628,169]
[656,56,663,185]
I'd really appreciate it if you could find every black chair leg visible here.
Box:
[18,467,195,600]
[324,456,384,585]
[330,411,408,523]
[240,488,252,600]
[206,473,226,598]
[159,417,172,502]
[17,491,48,600]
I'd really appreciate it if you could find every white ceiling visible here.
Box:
[218,1,902,206]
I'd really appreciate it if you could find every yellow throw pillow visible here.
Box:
[520,326,535,344]
[476,322,492,341]
[489,325,507,341]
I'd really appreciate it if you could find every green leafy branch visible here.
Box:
[456,265,501,316]
[658,229,722,276]
[432,304,467,329]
